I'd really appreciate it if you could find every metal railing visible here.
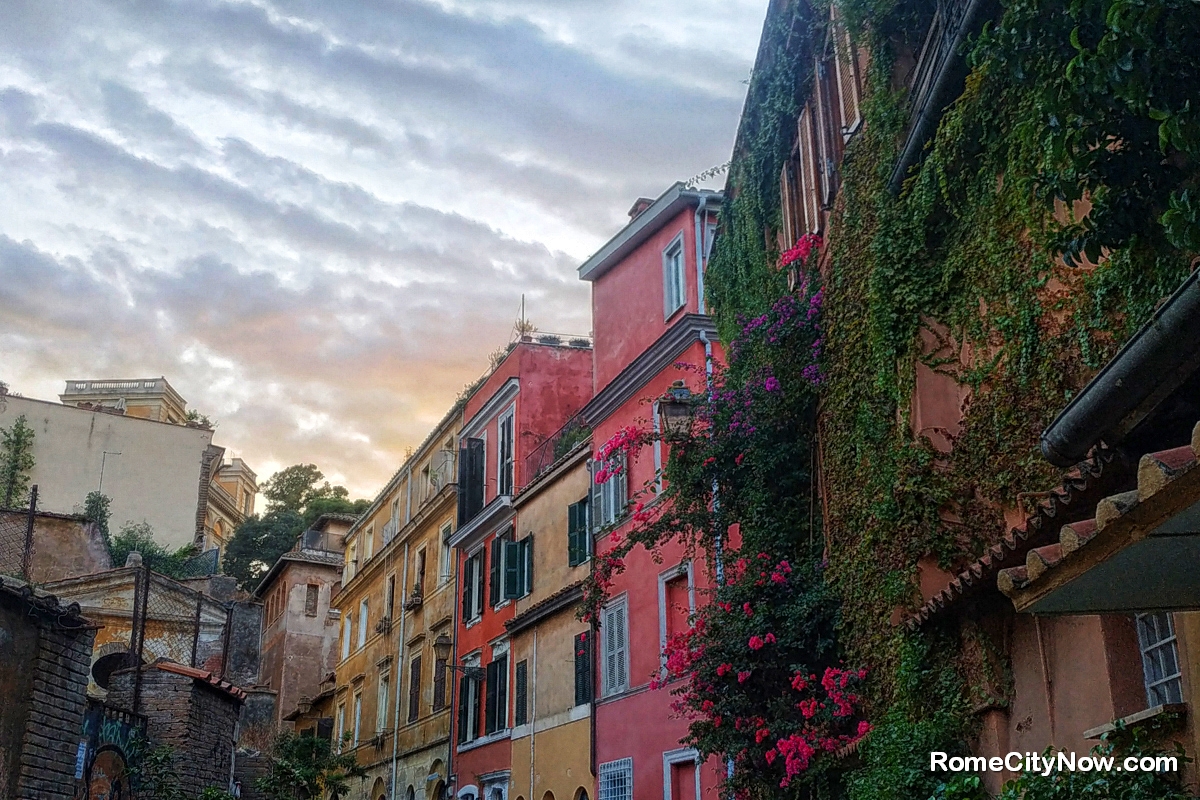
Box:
[523,414,592,483]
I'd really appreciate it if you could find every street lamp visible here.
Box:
[433,633,485,681]
[657,381,697,437]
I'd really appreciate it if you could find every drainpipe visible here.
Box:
[693,197,709,315]
[390,543,411,799]
[1040,269,1200,466]
[528,628,537,800]
[446,546,462,800]
[699,330,723,582]
[405,469,413,524]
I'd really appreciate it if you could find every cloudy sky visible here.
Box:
[0,0,765,502]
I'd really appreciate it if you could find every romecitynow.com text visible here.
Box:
[930,751,1178,775]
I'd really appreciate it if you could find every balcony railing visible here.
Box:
[523,413,592,483]
[413,451,456,511]
[298,528,343,556]
[63,378,169,395]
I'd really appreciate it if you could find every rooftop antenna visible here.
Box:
[98,451,122,494]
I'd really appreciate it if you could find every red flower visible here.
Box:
[748,635,765,651]
[737,671,752,683]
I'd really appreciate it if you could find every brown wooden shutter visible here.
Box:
[514,660,528,726]
[408,655,422,723]
[833,19,863,139]
[432,658,448,711]
[797,106,821,234]
[813,56,839,209]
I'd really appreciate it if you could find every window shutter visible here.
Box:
[408,655,422,723]
[484,661,498,733]
[433,658,448,711]
[495,655,508,731]
[797,106,821,234]
[457,675,469,742]
[503,539,521,599]
[780,159,801,251]
[457,440,469,524]
[514,660,528,726]
[833,20,863,138]
[567,501,581,566]
[461,556,473,619]
[522,536,533,596]
[490,537,503,606]
[588,460,603,533]
[603,605,626,695]
[614,606,627,691]
[574,632,592,706]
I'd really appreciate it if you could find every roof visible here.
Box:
[132,658,247,702]
[0,574,95,629]
[506,581,585,635]
[998,423,1200,612]
[577,182,722,282]
[907,444,1129,629]
[253,550,343,598]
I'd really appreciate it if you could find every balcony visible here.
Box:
[524,413,592,483]
[414,451,456,512]
[298,528,343,556]
[62,378,171,396]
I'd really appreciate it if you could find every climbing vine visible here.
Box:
[0,414,35,509]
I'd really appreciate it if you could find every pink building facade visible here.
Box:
[578,184,725,800]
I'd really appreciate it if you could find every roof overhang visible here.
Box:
[448,496,513,551]
[1001,427,1200,614]
[577,183,722,283]
[462,378,519,440]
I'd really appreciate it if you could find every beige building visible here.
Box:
[0,379,256,551]
[333,406,462,800]
[508,442,594,800]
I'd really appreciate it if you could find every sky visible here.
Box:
[0,0,766,503]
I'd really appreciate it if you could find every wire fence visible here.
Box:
[0,486,37,580]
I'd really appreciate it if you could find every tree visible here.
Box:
[260,464,349,515]
[256,732,367,800]
[302,495,370,530]
[0,414,35,508]
[83,491,112,546]
[109,521,198,577]
[222,509,304,591]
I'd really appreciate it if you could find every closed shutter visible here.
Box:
[433,658,448,711]
[574,632,592,706]
[568,501,583,566]
[514,660,528,726]
[408,655,422,723]
[490,537,503,606]
[458,438,486,525]
[603,603,627,695]
[457,675,469,742]
[503,539,521,599]
[814,57,838,208]
[780,159,802,251]
[484,661,498,733]
[588,459,603,534]
[461,556,473,620]
[495,654,508,731]
[474,551,486,618]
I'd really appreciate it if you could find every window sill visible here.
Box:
[1083,703,1187,740]
[465,616,482,630]
[664,304,687,324]
[457,729,511,753]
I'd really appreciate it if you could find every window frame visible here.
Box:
[376,669,391,734]
[598,757,633,800]
[657,562,696,670]
[341,613,352,661]
[497,407,515,497]
[1136,612,1184,706]
[662,233,686,318]
[352,689,363,747]
[600,596,630,697]
[357,598,369,649]
[304,583,320,617]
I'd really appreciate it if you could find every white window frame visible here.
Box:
[440,520,454,584]
[341,613,352,661]
[657,562,696,665]
[345,539,358,582]
[362,525,374,562]
[357,598,369,649]
[377,669,390,734]
[662,748,701,800]
[466,545,486,623]
[598,757,634,800]
[352,689,363,747]
[662,233,686,318]
[601,596,630,697]
[335,701,346,751]
[1136,612,1184,705]
[462,652,482,744]
[497,406,515,497]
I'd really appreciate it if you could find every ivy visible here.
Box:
[0,414,35,509]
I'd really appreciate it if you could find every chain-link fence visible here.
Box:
[127,564,232,714]
[0,485,37,579]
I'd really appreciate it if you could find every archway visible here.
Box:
[542,792,555,800]
[371,777,387,800]
[572,789,590,800]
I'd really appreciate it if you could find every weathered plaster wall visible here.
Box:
[0,395,214,548]
[0,511,110,584]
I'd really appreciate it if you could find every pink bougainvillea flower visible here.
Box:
[735,452,745,465]
[764,632,776,644]
[737,671,752,683]
[764,749,778,765]
[716,663,732,677]
[748,635,765,651]
[743,602,753,616]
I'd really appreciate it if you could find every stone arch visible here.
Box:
[542,793,555,800]
[572,789,590,800]
[371,777,387,800]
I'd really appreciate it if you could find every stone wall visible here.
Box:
[109,666,242,796]
[0,510,110,585]
[0,583,95,800]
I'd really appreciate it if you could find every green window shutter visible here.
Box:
[495,654,508,730]
[461,556,472,619]
[522,536,533,596]
[456,675,469,742]
[574,632,592,706]
[567,502,581,566]
[489,537,502,606]
[514,660,528,727]
[484,661,498,733]
[503,540,521,599]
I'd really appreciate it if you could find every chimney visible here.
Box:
[627,197,654,219]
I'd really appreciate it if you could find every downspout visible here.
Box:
[528,628,537,800]
[390,543,411,799]
[446,544,462,799]
[693,196,709,315]
[405,468,413,524]
[699,330,723,582]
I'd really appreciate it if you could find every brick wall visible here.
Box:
[2,595,95,800]
[109,667,242,796]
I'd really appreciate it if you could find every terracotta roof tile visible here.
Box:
[152,659,247,701]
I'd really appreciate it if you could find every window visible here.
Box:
[503,536,533,600]
[362,525,374,562]
[498,410,515,496]
[377,671,390,733]
[335,702,346,751]
[345,539,358,582]
[593,456,627,530]
[1136,612,1183,705]
[415,548,427,594]
[832,13,863,139]
[490,533,509,607]
[574,632,592,707]
[514,660,529,727]
[458,437,486,526]
[386,574,396,619]
[352,690,363,747]
[304,584,320,616]
[484,654,509,734]
[440,521,454,584]
[357,599,369,649]
[598,758,633,800]
[433,656,448,711]
[601,599,629,696]
[662,235,685,317]
[568,499,590,567]
[408,655,423,723]
[659,564,695,661]
[341,614,352,661]
[664,749,700,800]
[457,656,482,744]
[463,549,486,622]
[796,106,821,235]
